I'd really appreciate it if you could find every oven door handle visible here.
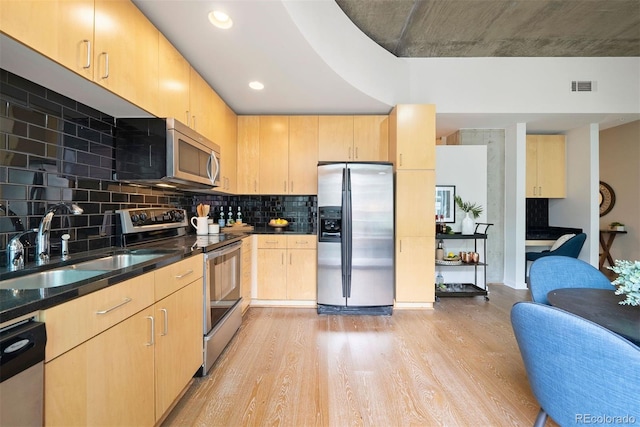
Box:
[206,241,242,259]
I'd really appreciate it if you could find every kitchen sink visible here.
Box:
[1,251,174,290]
[74,253,166,271]
[0,268,109,290]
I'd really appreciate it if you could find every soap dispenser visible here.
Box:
[61,234,70,261]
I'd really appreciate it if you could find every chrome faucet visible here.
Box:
[6,229,37,271]
[36,203,83,265]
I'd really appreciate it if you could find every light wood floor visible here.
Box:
[163,284,547,427]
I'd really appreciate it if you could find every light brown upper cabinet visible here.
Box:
[318,116,353,161]
[1,0,95,81]
[389,104,436,170]
[188,67,214,139]
[288,116,319,194]
[157,34,190,122]
[353,115,389,161]
[526,135,566,198]
[216,101,238,193]
[237,116,261,194]
[259,116,290,194]
[1,0,160,114]
[93,0,159,114]
[238,116,318,195]
[318,115,388,161]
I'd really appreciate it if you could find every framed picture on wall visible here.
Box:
[435,185,456,223]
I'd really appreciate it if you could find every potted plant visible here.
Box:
[609,221,625,232]
[454,195,483,235]
[608,260,640,306]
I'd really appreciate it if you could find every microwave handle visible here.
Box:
[208,150,220,185]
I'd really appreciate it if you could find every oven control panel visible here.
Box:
[116,208,188,234]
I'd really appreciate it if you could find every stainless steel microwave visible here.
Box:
[115,117,221,190]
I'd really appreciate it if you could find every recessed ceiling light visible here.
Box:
[208,10,232,29]
[249,81,264,90]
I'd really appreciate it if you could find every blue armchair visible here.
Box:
[526,233,587,262]
[511,301,640,427]
[528,255,614,305]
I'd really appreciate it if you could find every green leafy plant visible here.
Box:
[454,195,483,219]
[609,221,625,227]
[608,260,640,306]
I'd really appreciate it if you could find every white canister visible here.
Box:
[208,223,220,234]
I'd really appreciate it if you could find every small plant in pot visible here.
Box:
[455,195,483,234]
[609,221,625,231]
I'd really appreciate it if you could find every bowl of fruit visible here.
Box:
[268,218,289,229]
[436,252,462,265]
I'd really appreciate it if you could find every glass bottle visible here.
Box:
[236,206,242,224]
[436,271,445,289]
[436,239,445,260]
[218,207,226,228]
[227,206,234,226]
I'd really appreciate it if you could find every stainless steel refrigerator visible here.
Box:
[317,162,394,315]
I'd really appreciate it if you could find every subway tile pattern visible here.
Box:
[192,195,317,231]
[526,198,549,229]
[0,69,316,266]
[0,69,189,264]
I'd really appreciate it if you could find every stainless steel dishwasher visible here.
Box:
[0,317,47,427]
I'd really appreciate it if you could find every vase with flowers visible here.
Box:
[608,259,640,306]
[454,195,483,235]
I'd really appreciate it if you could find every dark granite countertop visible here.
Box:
[251,226,316,235]
[0,234,246,324]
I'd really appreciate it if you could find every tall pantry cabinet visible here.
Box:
[390,104,436,306]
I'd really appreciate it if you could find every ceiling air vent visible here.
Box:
[571,81,594,92]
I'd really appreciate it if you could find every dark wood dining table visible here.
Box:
[547,288,640,346]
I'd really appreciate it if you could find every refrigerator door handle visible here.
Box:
[345,167,353,298]
[341,167,349,298]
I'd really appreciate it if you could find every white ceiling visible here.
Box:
[130,0,638,138]
[2,1,636,139]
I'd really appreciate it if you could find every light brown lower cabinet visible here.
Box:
[154,281,203,422]
[395,236,434,303]
[256,235,317,301]
[43,256,204,426]
[240,236,253,313]
[44,306,156,426]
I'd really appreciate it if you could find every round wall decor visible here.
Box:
[599,181,616,217]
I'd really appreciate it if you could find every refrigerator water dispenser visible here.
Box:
[319,206,342,242]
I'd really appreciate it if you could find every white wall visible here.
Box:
[450,130,505,284]
[287,1,640,116]
[549,125,600,265]
[503,124,528,289]
[436,146,488,287]
[599,120,640,263]
[407,58,640,114]
[436,146,488,229]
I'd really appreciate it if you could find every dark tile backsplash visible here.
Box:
[526,198,549,229]
[0,69,317,266]
[192,195,317,230]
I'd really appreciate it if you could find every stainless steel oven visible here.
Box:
[115,208,244,377]
[201,241,242,375]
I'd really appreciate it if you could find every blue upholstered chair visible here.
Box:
[528,255,614,305]
[511,301,640,427]
[526,233,587,262]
